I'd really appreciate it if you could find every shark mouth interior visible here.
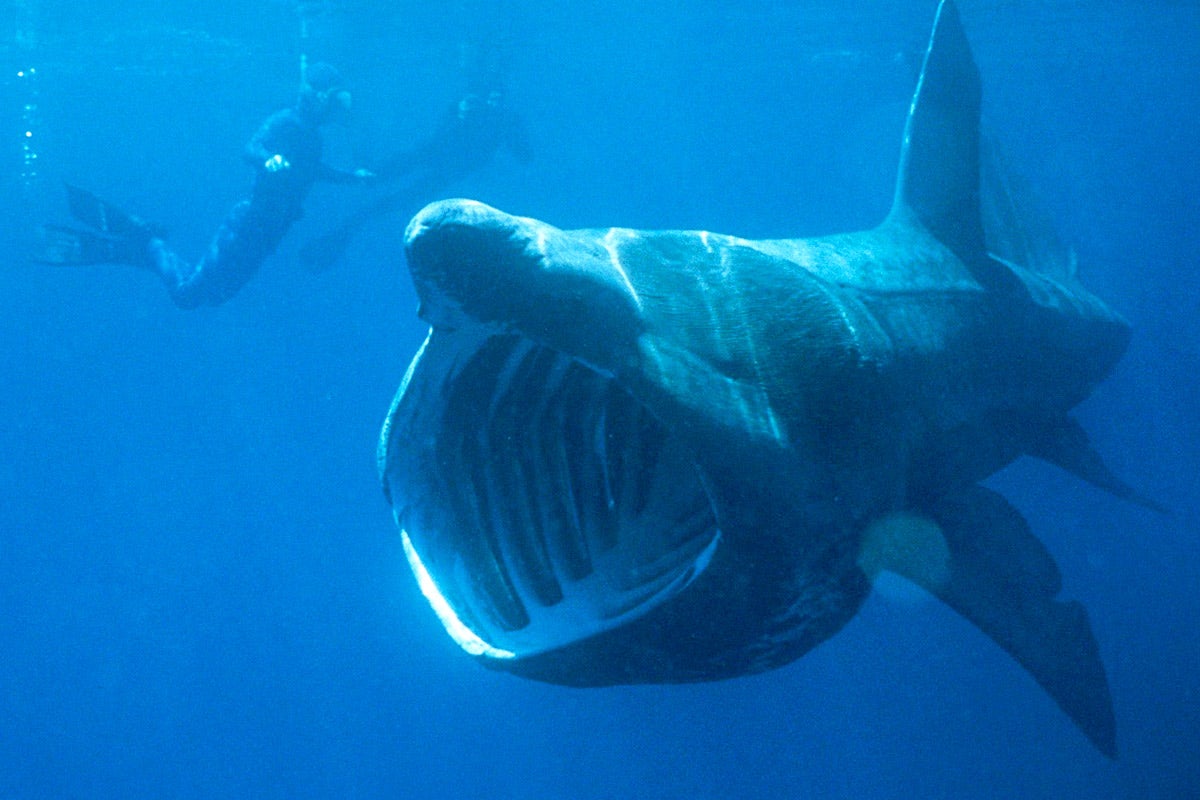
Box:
[393,330,722,660]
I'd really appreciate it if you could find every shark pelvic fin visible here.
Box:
[1027,415,1168,514]
[888,0,986,265]
[866,485,1117,758]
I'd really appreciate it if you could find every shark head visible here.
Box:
[380,198,869,682]
[382,198,710,666]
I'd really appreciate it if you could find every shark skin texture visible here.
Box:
[378,0,1148,758]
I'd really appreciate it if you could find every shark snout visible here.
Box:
[403,199,643,371]
[404,199,539,330]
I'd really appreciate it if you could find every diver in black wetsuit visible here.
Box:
[38,62,374,308]
[298,59,531,272]
[378,82,533,186]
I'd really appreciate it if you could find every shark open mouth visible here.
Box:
[383,328,722,660]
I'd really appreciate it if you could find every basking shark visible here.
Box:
[378,0,1150,757]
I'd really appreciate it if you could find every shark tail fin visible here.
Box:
[887,0,986,265]
[862,485,1117,758]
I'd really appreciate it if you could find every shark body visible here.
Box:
[379,0,1148,757]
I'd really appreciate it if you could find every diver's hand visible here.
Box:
[264,154,291,172]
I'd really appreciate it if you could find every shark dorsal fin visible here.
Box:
[888,0,985,263]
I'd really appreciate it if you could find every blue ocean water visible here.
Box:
[1,0,1197,797]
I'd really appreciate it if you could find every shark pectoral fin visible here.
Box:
[931,486,1116,757]
[1027,415,1168,514]
[862,485,1116,758]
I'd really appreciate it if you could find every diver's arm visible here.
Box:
[317,162,375,184]
[376,138,439,183]
[375,147,422,182]
[244,110,292,170]
[377,103,458,181]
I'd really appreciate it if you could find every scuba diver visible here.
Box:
[37,62,375,308]
[298,45,532,272]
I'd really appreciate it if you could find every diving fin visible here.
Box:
[865,485,1117,758]
[33,224,121,266]
[65,183,165,240]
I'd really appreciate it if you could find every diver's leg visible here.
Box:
[163,200,291,308]
[144,238,208,310]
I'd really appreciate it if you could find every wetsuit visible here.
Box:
[379,92,532,185]
[298,92,531,272]
[151,105,362,308]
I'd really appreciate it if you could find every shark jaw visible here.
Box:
[382,324,722,662]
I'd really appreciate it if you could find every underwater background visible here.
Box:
[1,0,1197,797]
